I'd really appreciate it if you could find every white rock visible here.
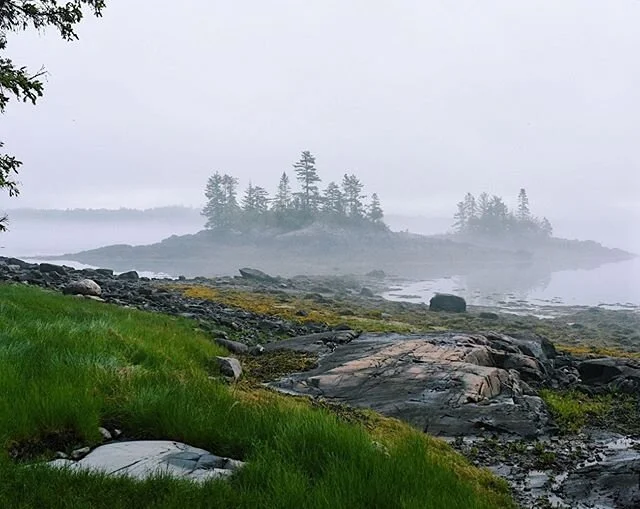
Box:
[216,357,243,380]
[47,440,245,483]
[98,427,112,441]
[63,279,102,297]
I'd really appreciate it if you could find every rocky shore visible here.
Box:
[1,256,639,508]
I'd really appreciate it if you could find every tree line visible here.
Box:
[202,151,385,232]
[452,188,553,237]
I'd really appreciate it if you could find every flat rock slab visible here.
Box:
[269,333,550,437]
[48,441,244,483]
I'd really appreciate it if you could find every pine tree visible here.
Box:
[242,182,256,211]
[477,192,491,217]
[202,172,226,230]
[221,174,240,228]
[273,172,292,212]
[517,188,530,221]
[367,193,384,223]
[293,151,321,212]
[540,217,553,237]
[341,173,365,218]
[253,186,269,213]
[453,200,467,233]
[463,193,477,221]
[322,182,345,216]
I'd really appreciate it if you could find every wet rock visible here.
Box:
[366,270,386,278]
[429,293,466,313]
[269,332,550,437]
[359,287,375,298]
[63,279,102,297]
[47,441,245,483]
[239,268,275,282]
[214,338,249,354]
[39,263,67,275]
[216,356,242,379]
[117,270,139,281]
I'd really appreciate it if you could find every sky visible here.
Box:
[2,0,639,244]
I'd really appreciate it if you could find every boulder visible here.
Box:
[359,287,375,298]
[39,263,67,275]
[366,270,386,278]
[216,356,242,379]
[63,279,102,297]
[214,338,249,354]
[117,270,139,281]
[238,267,276,282]
[429,293,467,313]
[47,441,245,483]
[96,268,114,277]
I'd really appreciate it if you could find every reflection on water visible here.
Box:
[384,258,640,310]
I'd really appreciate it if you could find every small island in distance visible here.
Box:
[22,150,631,279]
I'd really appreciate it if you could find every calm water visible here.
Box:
[3,218,639,309]
[383,258,640,310]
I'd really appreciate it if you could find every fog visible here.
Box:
[2,0,638,252]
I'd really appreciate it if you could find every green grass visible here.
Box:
[0,283,513,509]
[540,389,613,434]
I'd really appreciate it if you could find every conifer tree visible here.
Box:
[273,172,292,212]
[322,182,345,216]
[293,151,321,212]
[517,188,530,221]
[341,173,365,218]
[367,193,384,223]
[202,172,226,230]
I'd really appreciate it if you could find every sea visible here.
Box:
[1,217,639,311]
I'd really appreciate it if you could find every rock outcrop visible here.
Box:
[267,331,552,437]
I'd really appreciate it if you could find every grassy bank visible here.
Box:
[0,283,513,509]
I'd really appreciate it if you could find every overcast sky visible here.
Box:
[3,1,639,229]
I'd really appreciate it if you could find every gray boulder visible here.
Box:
[216,356,243,380]
[117,270,139,281]
[429,293,466,313]
[63,279,102,297]
[48,441,244,483]
[238,268,275,282]
[39,263,67,275]
[214,338,249,354]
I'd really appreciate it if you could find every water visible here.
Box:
[383,257,640,310]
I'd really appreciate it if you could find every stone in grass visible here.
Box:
[98,427,112,441]
[70,447,91,460]
[214,338,249,354]
[216,356,243,380]
[63,279,102,297]
[47,441,245,483]
[429,293,467,313]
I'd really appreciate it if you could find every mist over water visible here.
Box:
[2,214,638,309]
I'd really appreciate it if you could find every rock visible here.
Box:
[98,427,112,441]
[214,338,249,354]
[479,312,499,320]
[429,293,467,313]
[238,267,276,282]
[216,356,243,379]
[39,263,67,275]
[71,446,91,460]
[117,270,139,281]
[578,358,625,384]
[63,279,102,297]
[359,287,375,298]
[249,344,265,356]
[55,451,69,460]
[95,268,114,277]
[47,441,245,483]
[268,332,550,437]
[366,270,386,278]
